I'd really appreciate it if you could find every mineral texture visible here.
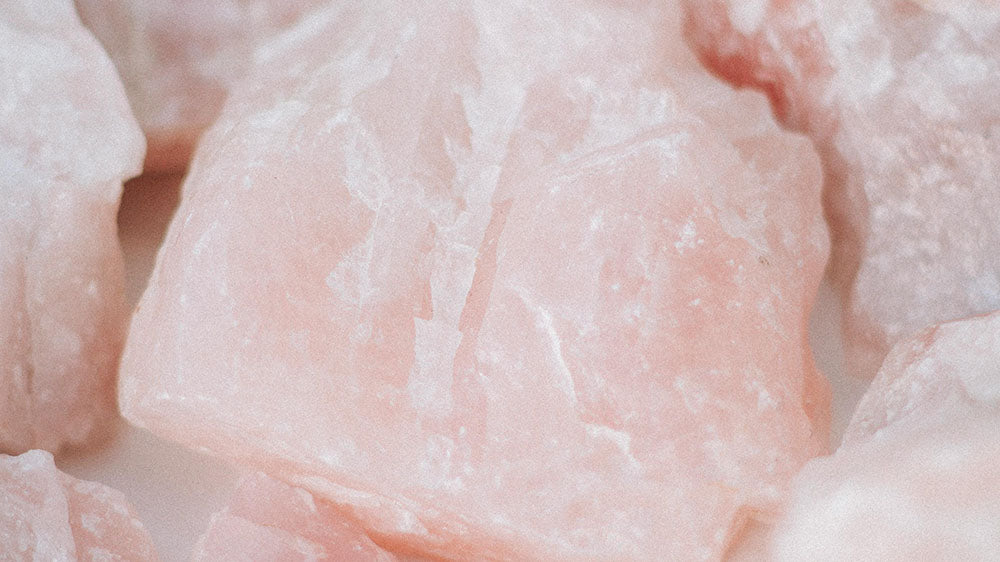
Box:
[193,473,401,561]
[770,311,1000,560]
[0,449,158,560]
[75,0,325,172]
[0,0,145,454]
[121,2,829,559]
[685,0,1000,378]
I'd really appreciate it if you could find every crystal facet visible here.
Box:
[120,2,829,559]
[0,0,144,454]
[0,450,157,560]
[685,0,1000,377]
[770,311,1000,560]
[75,0,325,172]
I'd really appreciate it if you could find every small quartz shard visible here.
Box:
[685,0,1000,378]
[769,311,1000,560]
[193,473,401,562]
[75,0,326,172]
[0,0,145,454]
[0,450,158,561]
[121,2,829,559]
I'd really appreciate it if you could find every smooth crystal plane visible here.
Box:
[121,1,829,559]
[685,0,1000,378]
[0,0,144,454]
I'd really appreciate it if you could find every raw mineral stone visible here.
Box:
[192,473,402,562]
[75,0,326,172]
[120,2,830,560]
[0,449,158,561]
[0,0,145,454]
[769,311,1000,560]
[685,0,1000,378]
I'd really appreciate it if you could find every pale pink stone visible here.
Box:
[844,310,1000,445]
[75,0,326,172]
[0,449,158,560]
[685,0,1000,378]
[192,473,405,561]
[121,2,829,559]
[769,311,1000,560]
[0,0,145,453]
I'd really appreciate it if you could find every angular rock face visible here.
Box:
[770,311,1000,561]
[844,310,1000,445]
[193,473,401,561]
[0,450,158,560]
[120,2,829,559]
[685,0,1000,378]
[75,0,326,172]
[0,0,145,454]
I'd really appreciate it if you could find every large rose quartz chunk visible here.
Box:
[685,0,1000,378]
[769,311,1000,560]
[75,0,326,172]
[0,0,145,454]
[193,473,402,561]
[0,450,158,560]
[121,2,829,559]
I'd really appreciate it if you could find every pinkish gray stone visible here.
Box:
[685,0,1000,378]
[75,0,326,172]
[0,449,158,560]
[0,0,145,454]
[769,311,1000,560]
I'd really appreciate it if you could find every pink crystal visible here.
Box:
[75,0,325,172]
[0,0,145,453]
[0,450,157,560]
[685,0,1000,378]
[193,473,402,561]
[120,2,829,559]
[769,311,1000,560]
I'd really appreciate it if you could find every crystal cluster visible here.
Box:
[6,0,1000,559]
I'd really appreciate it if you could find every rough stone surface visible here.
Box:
[193,473,403,561]
[75,0,326,172]
[0,449,158,561]
[0,0,145,454]
[770,311,1000,561]
[845,310,1000,445]
[121,2,829,560]
[685,0,1000,378]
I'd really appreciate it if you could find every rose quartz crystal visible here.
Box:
[75,0,325,172]
[121,2,829,559]
[0,450,157,560]
[0,0,145,454]
[685,0,1000,378]
[193,473,402,561]
[769,311,1000,560]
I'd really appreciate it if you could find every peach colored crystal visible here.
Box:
[685,0,1000,378]
[75,0,325,172]
[193,473,402,562]
[770,311,1000,560]
[0,450,157,560]
[0,0,144,454]
[121,2,829,559]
